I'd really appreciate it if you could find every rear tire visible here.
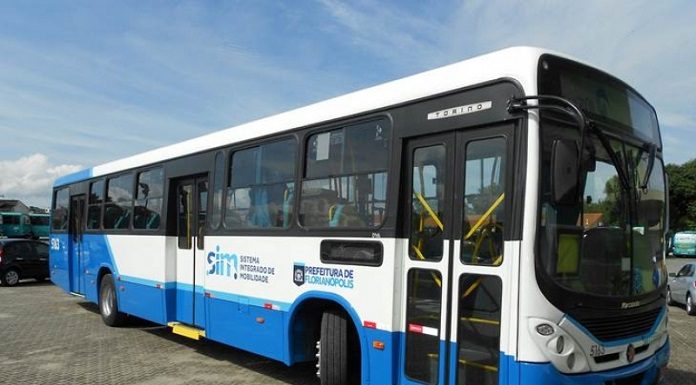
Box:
[318,310,348,385]
[99,274,126,326]
[2,269,20,287]
[687,294,696,316]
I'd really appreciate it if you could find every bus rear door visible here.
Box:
[68,195,87,294]
[173,176,209,328]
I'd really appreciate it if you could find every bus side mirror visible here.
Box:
[639,199,662,227]
[551,139,579,205]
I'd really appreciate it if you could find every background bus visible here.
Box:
[0,212,33,238]
[29,213,50,239]
[50,47,669,385]
[672,231,696,257]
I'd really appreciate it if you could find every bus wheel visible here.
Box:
[99,274,126,326]
[687,294,696,316]
[317,310,348,385]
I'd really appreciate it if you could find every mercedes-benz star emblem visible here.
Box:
[626,344,636,363]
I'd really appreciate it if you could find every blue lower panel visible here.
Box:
[509,341,670,385]
[49,234,70,292]
[206,296,286,362]
[174,286,194,325]
[118,280,167,325]
[363,328,399,385]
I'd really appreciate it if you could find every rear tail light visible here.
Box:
[0,247,4,263]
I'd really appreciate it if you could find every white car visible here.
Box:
[667,263,696,315]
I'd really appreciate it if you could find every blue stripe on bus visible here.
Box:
[54,168,93,186]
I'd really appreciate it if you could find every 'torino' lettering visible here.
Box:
[426,101,493,120]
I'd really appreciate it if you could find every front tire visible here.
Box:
[2,269,20,287]
[99,274,126,326]
[667,286,674,306]
[687,294,696,316]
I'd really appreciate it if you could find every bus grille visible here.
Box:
[576,307,662,342]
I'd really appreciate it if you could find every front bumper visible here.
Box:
[514,338,670,385]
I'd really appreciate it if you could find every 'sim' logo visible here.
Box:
[207,246,238,279]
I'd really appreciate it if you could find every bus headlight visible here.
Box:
[528,317,589,374]
[536,323,555,336]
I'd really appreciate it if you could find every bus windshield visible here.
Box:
[538,56,667,301]
[539,129,666,298]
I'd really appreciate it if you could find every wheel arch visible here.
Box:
[286,291,367,380]
[96,266,114,299]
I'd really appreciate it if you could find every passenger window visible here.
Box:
[87,180,104,229]
[461,137,506,266]
[677,265,690,277]
[35,242,48,257]
[104,173,134,229]
[134,168,164,230]
[210,152,225,229]
[300,119,389,228]
[224,138,297,229]
[52,188,70,231]
[7,242,32,258]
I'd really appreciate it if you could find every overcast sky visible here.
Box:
[1,1,694,208]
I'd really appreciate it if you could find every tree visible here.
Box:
[666,159,696,231]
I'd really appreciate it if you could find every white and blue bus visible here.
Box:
[50,47,670,385]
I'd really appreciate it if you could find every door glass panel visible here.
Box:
[87,180,104,230]
[197,180,208,250]
[178,184,193,249]
[457,274,502,385]
[461,137,506,265]
[409,145,446,262]
[210,152,225,229]
[405,269,442,384]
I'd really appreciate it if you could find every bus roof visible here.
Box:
[54,46,586,187]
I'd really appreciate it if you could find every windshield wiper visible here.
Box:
[588,121,631,191]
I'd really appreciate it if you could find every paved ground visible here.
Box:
[1,259,694,385]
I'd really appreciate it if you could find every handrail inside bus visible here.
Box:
[464,193,504,241]
[411,245,443,287]
[414,192,443,231]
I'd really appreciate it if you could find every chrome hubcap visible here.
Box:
[101,286,113,316]
[5,271,19,285]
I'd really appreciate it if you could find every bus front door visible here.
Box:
[174,176,209,328]
[68,195,86,294]
[402,125,513,385]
